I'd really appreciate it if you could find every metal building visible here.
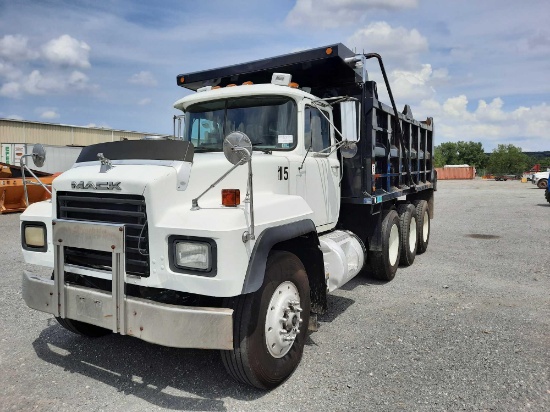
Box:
[0,118,157,146]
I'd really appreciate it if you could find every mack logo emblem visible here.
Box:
[71,181,121,190]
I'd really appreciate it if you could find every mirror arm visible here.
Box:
[298,145,311,172]
[20,154,52,207]
[242,156,255,242]
[191,158,245,210]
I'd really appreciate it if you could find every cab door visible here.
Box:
[302,106,340,227]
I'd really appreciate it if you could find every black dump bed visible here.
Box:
[177,44,359,92]
[177,44,434,205]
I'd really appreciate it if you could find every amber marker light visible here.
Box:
[325,47,333,55]
[242,81,253,85]
[226,83,237,87]
[212,86,221,89]
[178,76,185,84]
[289,82,299,88]
[222,189,240,207]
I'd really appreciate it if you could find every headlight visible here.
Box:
[21,221,47,252]
[176,242,210,270]
[169,236,217,275]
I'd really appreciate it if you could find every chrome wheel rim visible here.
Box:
[423,211,429,242]
[388,223,399,266]
[265,281,302,358]
[409,216,417,253]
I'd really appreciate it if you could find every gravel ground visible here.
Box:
[1,179,549,411]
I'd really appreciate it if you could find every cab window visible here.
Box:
[305,107,331,152]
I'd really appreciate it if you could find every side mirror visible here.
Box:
[340,101,359,142]
[223,131,252,165]
[32,144,46,168]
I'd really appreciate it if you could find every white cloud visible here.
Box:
[138,98,151,105]
[0,81,21,98]
[442,95,470,119]
[417,97,550,151]
[0,34,95,98]
[83,122,110,129]
[68,70,93,91]
[129,71,157,87]
[475,98,506,122]
[2,69,96,98]
[23,70,63,95]
[42,34,91,68]
[389,64,441,101]
[0,112,24,120]
[366,63,449,107]
[286,0,418,29]
[0,34,38,60]
[40,109,60,119]
[347,22,428,68]
[0,61,22,81]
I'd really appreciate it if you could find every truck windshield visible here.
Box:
[184,95,297,152]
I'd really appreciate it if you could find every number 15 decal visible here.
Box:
[278,166,288,180]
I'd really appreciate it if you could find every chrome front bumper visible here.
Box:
[22,219,233,350]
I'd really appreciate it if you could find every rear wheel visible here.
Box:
[55,317,111,337]
[221,251,310,389]
[414,200,430,254]
[370,209,401,281]
[537,178,548,189]
[397,203,417,266]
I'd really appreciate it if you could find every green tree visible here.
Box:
[487,144,529,175]
[433,141,487,168]
[434,142,459,167]
[456,141,487,169]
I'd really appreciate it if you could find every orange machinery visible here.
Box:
[0,163,57,214]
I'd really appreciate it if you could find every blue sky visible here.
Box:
[1,0,549,151]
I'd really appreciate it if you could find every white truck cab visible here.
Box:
[21,44,435,389]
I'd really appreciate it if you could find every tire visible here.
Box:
[397,203,417,266]
[537,179,548,189]
[545,189,550,204]
[221,250,310,389]
[414,200,430,254]
[370,209,401,281]
[55,317,111,337]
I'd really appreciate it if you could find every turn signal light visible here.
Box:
[222,189,240,207]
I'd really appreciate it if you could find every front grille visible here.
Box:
[57,191,150,277]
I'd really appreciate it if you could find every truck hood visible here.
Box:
[52,151,288,205]
[52,161,189,195]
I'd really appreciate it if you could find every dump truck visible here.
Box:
[21,44,435,389]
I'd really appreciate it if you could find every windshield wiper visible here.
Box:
[194,147,223,153]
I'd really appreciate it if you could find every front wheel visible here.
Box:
[537,179,548,189]
[221,251,310,389]
[55,317,111,337]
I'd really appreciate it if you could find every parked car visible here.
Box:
[531,171,549,189]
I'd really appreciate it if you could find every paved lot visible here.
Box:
[1,179,549,411]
